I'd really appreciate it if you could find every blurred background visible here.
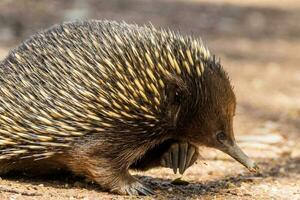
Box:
[0,0,299,199]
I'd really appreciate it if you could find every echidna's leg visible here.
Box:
[62,143,155,195]
[88,165,154,195]
[161,142,199,174]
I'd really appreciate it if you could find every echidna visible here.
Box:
[0,20,258,195]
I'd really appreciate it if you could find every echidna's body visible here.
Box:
[0,20,257,195]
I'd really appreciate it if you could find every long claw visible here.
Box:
[126,187,138,196]
[144,186,155,195]
[124,181,155,196]
[185,145,196,171]
[188,149,198,168]
[160,142,198,174]
[179,143,188,174]
[171,144,179,174]
[136,185,155,196]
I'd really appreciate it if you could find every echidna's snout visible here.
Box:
[218,140,259,172]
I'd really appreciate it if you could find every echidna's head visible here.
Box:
[160,45,257,171]
[173,61,258,172]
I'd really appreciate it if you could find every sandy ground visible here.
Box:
[0,0,299,199]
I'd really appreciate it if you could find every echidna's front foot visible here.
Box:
[161,142,198,174]
[113,176,155,196]
[123,181,155,196]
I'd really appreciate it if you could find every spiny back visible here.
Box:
[0,20,217,160]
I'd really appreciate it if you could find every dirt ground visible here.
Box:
[0,0,299,199]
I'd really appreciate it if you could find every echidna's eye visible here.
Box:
[174,91,181,104]
[216,132,227,142]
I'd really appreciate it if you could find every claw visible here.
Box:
[171,144,179,174]
[136,184,155,196]
[125,187,138,196]
[188,151,198,168]
[124,181,155,196]
[160,142,198,174]
[179,143,188,174]
[185,145,196,171]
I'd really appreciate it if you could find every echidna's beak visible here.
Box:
[220,143,259,172]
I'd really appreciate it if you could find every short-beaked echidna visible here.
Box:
[0,20,257,195]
